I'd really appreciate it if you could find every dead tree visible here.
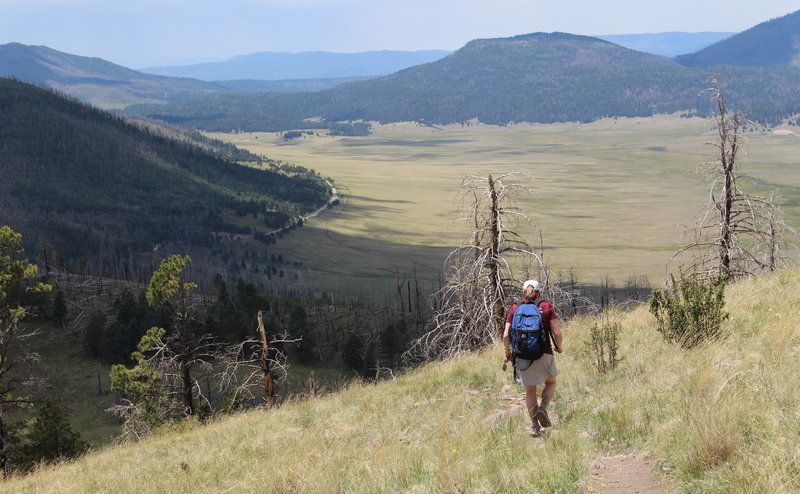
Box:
[216,311,298,410]
[674,81,795,280]
[405,173,547,362]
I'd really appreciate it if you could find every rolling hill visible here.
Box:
[0,77,330,278]
[126,32,800,131]
[676,10,800,67]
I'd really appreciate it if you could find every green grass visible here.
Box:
[209,115,800,294]
[5,269,800,492]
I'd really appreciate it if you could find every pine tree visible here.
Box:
[0,226,51,473]
[51,290,67,328]
[14,398,88,471]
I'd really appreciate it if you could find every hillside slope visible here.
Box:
[0,78,329,276]
[128,32,800,130]
[676,10,800,67]
[4,269,799,492]
[0,43,224,109]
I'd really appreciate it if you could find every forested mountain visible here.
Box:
[0,78,330,278]
[0,43,225,109]
[141,50,452,81]
[676,10,800,67]
[597,32,734,57]
[126,32,800,131]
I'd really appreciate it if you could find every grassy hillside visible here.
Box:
[5,269,799,492]
[676,10,800,67]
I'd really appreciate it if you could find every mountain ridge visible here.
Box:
[140,49,452,81]
[676,10,800,66]
[127,31,800,130]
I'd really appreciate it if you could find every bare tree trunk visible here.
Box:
[257,311,275,408]
[487,175,505,335]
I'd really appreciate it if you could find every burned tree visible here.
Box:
[216,310,298,410]
[145,255,215,416]
[675,81,795,280]
[407,174,546,362]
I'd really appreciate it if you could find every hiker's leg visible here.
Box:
[525,385,538,423]
[540,377,557,408]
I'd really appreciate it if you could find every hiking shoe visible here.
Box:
[535,407,552,428]
[529,424,542,437]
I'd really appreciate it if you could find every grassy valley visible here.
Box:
[3,268,799,492]
[207,115,800,293]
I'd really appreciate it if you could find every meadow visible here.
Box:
[209,114,800,294]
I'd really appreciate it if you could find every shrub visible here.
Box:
[649,274,729,349]
[590,312,621,373]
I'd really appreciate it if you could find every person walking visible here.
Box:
[503,279,563,437]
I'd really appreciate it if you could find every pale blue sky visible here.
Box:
[1,0,797,68]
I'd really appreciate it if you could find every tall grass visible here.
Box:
[3,270,800,493]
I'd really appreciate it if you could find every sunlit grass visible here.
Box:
[209,116,800,293]
[4,269,800,492]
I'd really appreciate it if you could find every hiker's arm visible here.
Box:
[551,319,563,353]
[502,322,512,361]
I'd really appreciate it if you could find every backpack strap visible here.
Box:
[532,297,560,353]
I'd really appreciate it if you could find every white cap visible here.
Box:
[522,279,541,291]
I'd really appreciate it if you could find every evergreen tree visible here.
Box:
[82,310,108,360]
[109,327,173,440]
[51,290,67,328]
[343,332,365,375]
[14,398,88,471]
[0,226,51,473]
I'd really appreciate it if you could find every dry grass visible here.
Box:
[208,116,800,293]
[3,269,800,493]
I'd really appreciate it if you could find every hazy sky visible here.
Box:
[1,0,797,68]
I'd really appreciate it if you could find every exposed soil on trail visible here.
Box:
[588,454,672,494]
[483,387,672,493]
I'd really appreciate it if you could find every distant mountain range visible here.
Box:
[0,77,329,274]
[140,34,734,82]
[3,10,800,126]
[140,50,452,81]
[127,26,800,131]
[0,43,222,109]
[597,32,734,57]
[0,44,387,108]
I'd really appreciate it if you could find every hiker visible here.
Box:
[503,279,563,437]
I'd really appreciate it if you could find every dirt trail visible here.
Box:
[483,387,672,493]
[588,454,672,494]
